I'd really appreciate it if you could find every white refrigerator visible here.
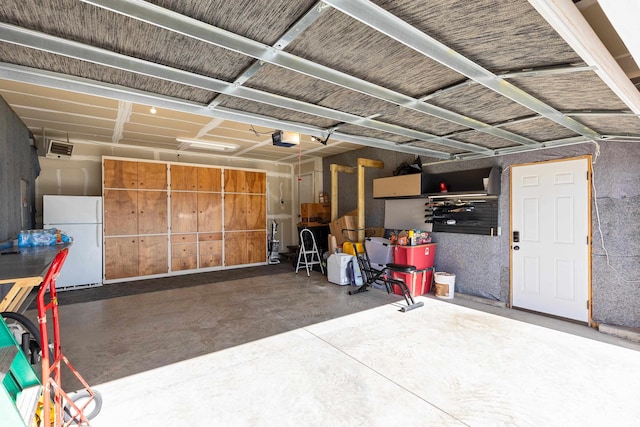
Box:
[43,195,103,290]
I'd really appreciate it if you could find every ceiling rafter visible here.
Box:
[207,0,329,110]
[0,23,496,156]
[0,62,452,160]
[323,0,602,141]
[81,0,540,149]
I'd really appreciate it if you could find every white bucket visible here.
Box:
[434,272,456,299]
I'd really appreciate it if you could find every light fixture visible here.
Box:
[272,130,300,147]
[150,106,157,114]
[176,138,239,152]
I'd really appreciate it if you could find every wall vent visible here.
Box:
[46,140,74,159]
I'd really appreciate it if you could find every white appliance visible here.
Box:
[43,195,103,290]
[327,253,353,286]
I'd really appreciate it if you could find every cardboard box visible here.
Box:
[301,203,331,223]
[329,215,357,245]
[366,226,385,238]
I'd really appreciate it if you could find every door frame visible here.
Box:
[509,155,593,325]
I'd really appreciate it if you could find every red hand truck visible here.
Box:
[36,248,101,426]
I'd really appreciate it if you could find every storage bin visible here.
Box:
[393,244,436,269]
[342,241,364,256]
[364,237,393,266]
[327,253,353,285]
[390,269,433,297]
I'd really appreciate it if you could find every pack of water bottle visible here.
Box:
[17,228,73,247]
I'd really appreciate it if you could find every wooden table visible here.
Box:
[0,244,70,313]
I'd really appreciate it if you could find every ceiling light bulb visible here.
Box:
[150,106,157,114]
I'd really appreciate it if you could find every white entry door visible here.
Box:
[511,157,590,322]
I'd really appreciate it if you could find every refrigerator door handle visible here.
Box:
[96,199,100,223]
[96,226,100,248]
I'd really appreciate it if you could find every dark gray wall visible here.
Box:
[324,142,640,328]
[0,96,37,242]
[322,146,417,227]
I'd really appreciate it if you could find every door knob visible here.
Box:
[513,245,520,250]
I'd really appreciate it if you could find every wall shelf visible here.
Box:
[373,166,501,199]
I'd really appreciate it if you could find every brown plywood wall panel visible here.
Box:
[247,231,267,264]
[198,167,222,192]
[198,193,222,232]
[138,191,168,235]
[171,241,198,271]
[224,232,245,266]
[139,235,168,276]
[246,194,266,230]
[224,169,246,193]
[104,237,138,280]
[245,171,266,194]
[200,240,222,268]
[224,194,247,231]
[103,189,138,236]
[137,162,167,190]
[171,192,198,233]
[104,159,137,189]
[171,165,198,191]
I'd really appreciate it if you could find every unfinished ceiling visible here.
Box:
[0,0,639,163]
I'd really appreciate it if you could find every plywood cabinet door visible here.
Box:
[224,169,246,193]
[171,234,197,271]
[245,171,266,194]
[246,194,266,230]
[171,165,197,191]
[137,162,167,190]
[139,235,168,276]
[224,232,245,266]
[199,238,222,268]
[198,167,222,192]
[225,169,265,193]
[171,192,198,233]
[105,236,138,279]
[104,159,138,189]
[138,191,167,235]
[372,174,422,198]
[104,189,138,236]
[224,194,247,231]
[247,231,266,264]
[197,193,222,232]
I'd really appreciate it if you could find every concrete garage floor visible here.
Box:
[27,267,640,426]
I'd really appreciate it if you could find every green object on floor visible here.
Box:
[0,316,41,427]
